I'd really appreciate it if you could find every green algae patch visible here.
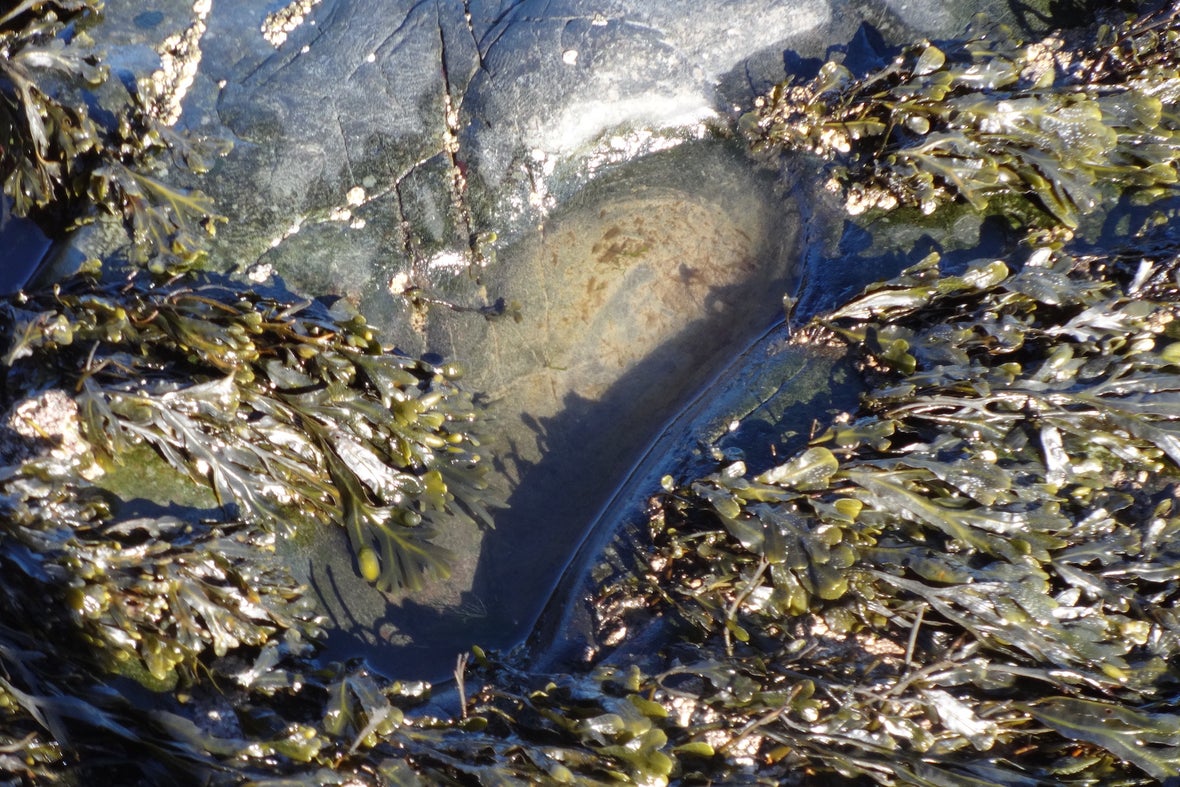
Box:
[94,441,219,511]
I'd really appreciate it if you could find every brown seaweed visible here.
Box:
[744,5,1180,230]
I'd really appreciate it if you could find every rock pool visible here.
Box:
[72,0,1046,680]
[17,2,1177,784]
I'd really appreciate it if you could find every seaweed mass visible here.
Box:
[2,1,1180,785]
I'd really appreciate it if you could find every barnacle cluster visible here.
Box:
[743,4,1180,228]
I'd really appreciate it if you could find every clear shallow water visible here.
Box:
[296,139,827,678]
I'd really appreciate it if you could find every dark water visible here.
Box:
[0,202,52,296]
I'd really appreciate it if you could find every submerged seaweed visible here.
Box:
[743,4,1180,229]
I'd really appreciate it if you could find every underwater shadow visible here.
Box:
[1005,0,1128,36]
[520,336,864,674]
[459,274,800,668]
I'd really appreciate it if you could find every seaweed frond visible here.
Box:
[639,245,1180,783]
[744,5,1180,228]
[1,272,488,592]
[0,0,225,272]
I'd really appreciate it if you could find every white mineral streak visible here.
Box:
[261,0,322,48]
[542,93,713,168]
[427,251,470,272]
[147,0,212,126]
[583,122,709,177]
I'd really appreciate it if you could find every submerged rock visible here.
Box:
[304,138,815,674]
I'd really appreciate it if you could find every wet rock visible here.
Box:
[460,1,833,204]
[100,0,1044,269]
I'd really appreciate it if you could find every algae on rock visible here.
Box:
[2,272,487,593]
[0,0,223,271]
[744,4,1180,230]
